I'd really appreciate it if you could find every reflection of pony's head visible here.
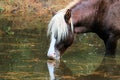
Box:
[47,9,74,60]
[47,57,120,80]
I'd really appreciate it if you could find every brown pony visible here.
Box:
[47,0,120,60]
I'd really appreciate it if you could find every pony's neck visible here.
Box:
[69,0,100,27]
[65,0,80,9]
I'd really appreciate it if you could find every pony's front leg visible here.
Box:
[104,35,118,58]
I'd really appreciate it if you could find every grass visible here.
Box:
[0,0,43,15]
[0,0,71,17]
[0,0,71,35]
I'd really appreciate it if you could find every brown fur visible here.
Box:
[49,0,120,58]
[69,0,120,57]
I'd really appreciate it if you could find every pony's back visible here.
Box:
[103,1,120,34]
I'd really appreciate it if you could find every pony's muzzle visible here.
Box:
[47,53,56,60]
[47,50,60,60]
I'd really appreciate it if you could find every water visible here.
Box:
[0,16,120,80]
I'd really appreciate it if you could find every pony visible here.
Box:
[47,0,120,60]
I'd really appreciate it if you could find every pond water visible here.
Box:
[0,16,120,80]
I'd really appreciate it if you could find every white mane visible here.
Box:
[47,9,73,43]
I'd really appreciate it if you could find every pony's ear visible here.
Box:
[51,10,57,16]
[64,9,71,23]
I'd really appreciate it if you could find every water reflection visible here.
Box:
[47,60,73,80]
[47,57,120,80]
[0,15,120,80]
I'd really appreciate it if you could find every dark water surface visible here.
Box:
[0,16,120,80]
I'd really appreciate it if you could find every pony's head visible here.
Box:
[47,9,74,60]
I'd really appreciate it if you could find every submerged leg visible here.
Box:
[104,34,118,58]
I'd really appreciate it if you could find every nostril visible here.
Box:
[51,53,56,57]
